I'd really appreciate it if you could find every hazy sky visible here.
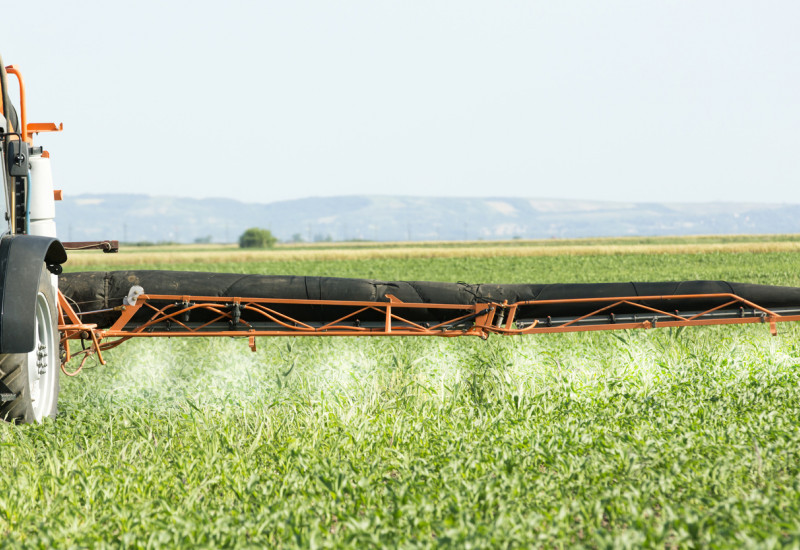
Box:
[3,1,798,205]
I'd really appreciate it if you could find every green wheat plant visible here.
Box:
[2,240,800,548]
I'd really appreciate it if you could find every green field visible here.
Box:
[4,240,800,548]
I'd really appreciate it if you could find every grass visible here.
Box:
[4,236,800,547]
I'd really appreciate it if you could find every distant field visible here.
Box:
[65,235,800,286]
[3,238,800,547]
[99,233,800,254]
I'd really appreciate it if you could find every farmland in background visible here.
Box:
[63,234,800,287]
[2,236,800,547]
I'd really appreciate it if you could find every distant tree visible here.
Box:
[313,233,333,243]
[194,235,213,244]
[291,233,304,243]
[238,227,277,249]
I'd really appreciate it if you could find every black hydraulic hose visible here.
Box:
[60,271,800,330]
[0,56,14,236]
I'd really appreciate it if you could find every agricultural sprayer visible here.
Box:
[2,59,799,423]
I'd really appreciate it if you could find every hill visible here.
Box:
[56,194,800,243]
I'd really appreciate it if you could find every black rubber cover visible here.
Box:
[59,270,800,329]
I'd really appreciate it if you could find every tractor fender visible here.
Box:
[0,235,67,353]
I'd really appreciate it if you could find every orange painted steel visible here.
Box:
[26,122,63,134]
[101,293,495,338]
[57,291,105,375]
[57,290,798,370]
[4,65,27,142]
[4,65,63,144]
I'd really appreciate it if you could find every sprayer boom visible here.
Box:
[57,271,800,374]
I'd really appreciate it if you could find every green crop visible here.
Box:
[4,244,800,548]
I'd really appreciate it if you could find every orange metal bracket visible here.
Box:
[57,292,105,375]
[27,122,63,134]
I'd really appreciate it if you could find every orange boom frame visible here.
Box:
[56,288,796,375]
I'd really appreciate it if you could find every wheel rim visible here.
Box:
[26,291,57,421]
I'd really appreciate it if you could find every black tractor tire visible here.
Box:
[0,263,60,423]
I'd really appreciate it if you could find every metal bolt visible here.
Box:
[36,343,48,374]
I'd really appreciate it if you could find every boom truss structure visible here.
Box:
[57,287,800,375]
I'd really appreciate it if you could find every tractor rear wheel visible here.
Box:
[0,264,60,423]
